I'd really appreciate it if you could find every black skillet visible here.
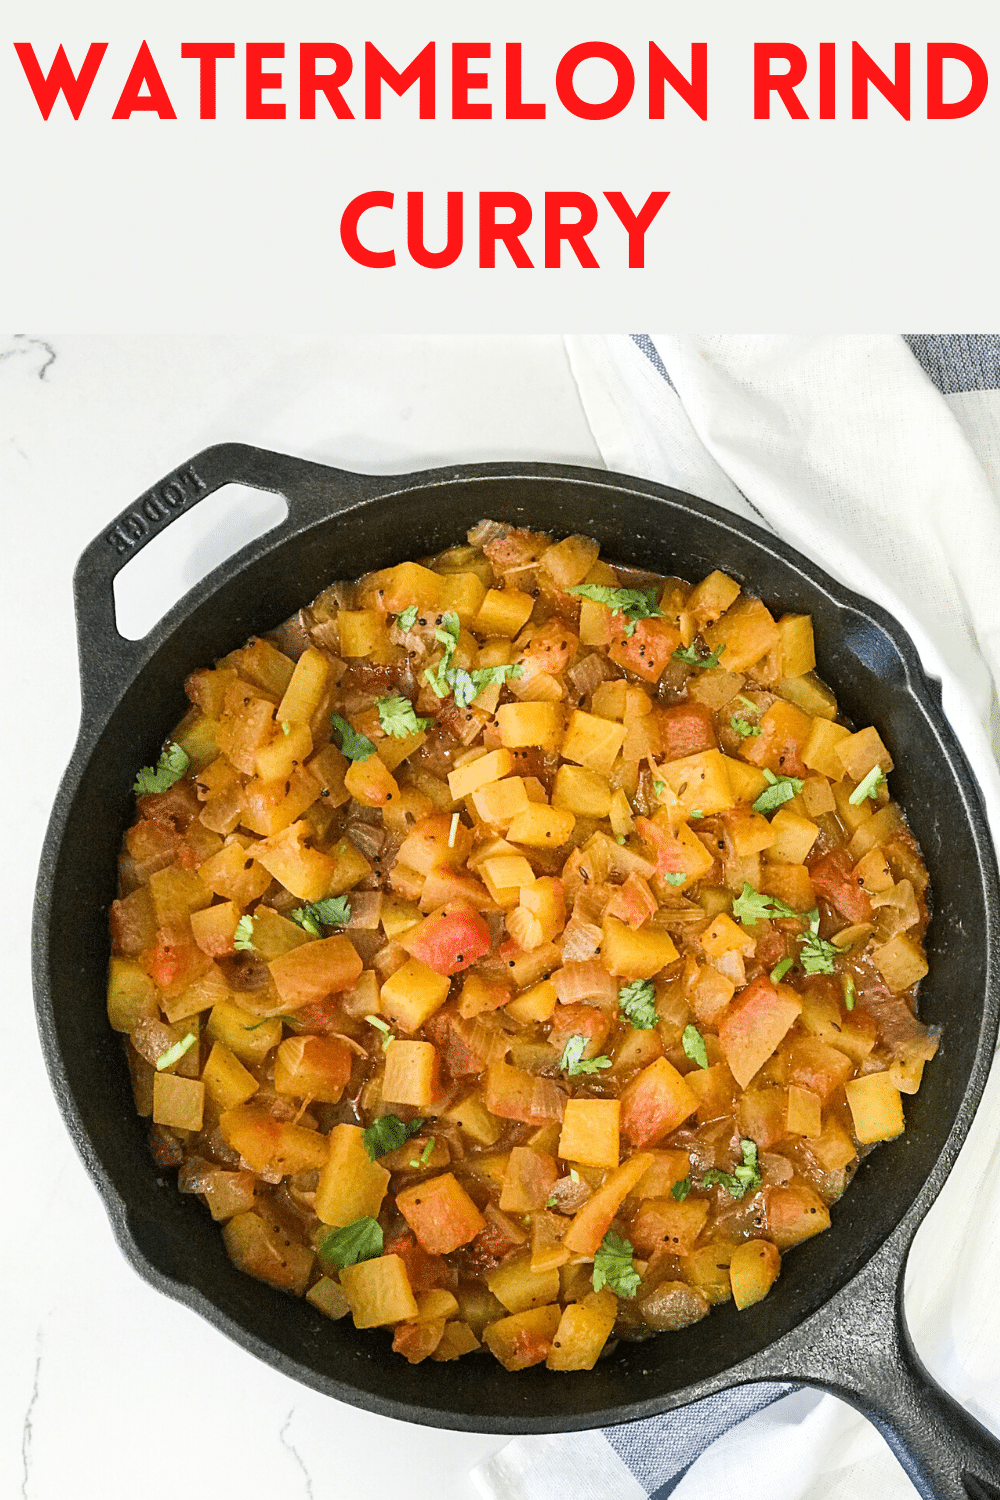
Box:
[33,444,1000,1500]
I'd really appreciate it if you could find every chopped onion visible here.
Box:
[467,519,510,549]
[559,916,603,963]
[554,960,618,1008]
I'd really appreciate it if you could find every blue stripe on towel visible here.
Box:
[603,1384,797,1496]
[904,335,1000,395]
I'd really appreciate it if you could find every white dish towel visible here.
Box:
[472,334,1000,1500]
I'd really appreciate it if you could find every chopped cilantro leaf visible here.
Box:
[567,583,663,638]
[800,932,839,975]
[422,611,522,704]
[435,611,461,651]
[155,1032,196,1071]
[682,1024,709,1069]
[730,717,762,738]
[321,1216,383,1268]
[653,780,666,797]
[619,978,658,1030]
[732,882,797,927]
[672,1177,691,1202]
[423,612,462,696]
[290,896,351,936]
[363,1114,425,1161]
[664,871,687,886]
[134,741,190,795]
[752,768,804,815]
[560,1034,612,1075]
[377,693,431,738]
[233,915,256,952]
[396,605,419,631]
[849,766,886,805]
[330,713,376,761]
[793,907,839,975]
[842,974,856,1011]
[689,808,704,819]
[740,1137,761,1174]
[545,1195,558,1209]
[592,1229,641,1298]
[448,668,477,708]
[701,1139,762,1200]
[673,641,725,669]
[281,720,291,735]
[451,663,523,708]
[770,957,794,984]
[732,884,774,925]
[423,661,451,698]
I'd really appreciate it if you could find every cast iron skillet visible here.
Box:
[34,444,1000,1500]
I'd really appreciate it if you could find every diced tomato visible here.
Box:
[657,702,718,759]
[619,1058,699,1147]
[605,871,657,930]
[283,997,342,1032]
[718,975,802,1089]
[765,1185,831,1248]
[483,527,549,576]
[547,1003,611,1059]
[422,1013,484,1077]
[518,619,579,679]
[135,781,199,830]
[809,848,872,923]
[392,1320,444,1364]
[634,816,684,878]
[473,1214,525,1260]
[483,1060,565,1124]
[609,617,682,683]
[787,1037,854,1099]
[140,930,206,991]
[383,1231,453,1294]
[754,927,788,969]
[401,900,492,975]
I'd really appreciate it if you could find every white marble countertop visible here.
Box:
[1,334,601,1499]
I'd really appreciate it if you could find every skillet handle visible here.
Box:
[71,442,395,723]
[760,1259,1000,1500]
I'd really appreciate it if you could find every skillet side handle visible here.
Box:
[70,442,389,723]
[764,1263,1000,1500]
[882,1331,1000,1500]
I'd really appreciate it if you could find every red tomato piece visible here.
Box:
[609,617,681,682]
[141,931,205,991]
[547,1003,611,1059]
[634,815,685,879]
[718,975,802,1090]
[657,702,718,759]
[400,900,492,975]
[809,848,872,923]
[383,1231,453,1294]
